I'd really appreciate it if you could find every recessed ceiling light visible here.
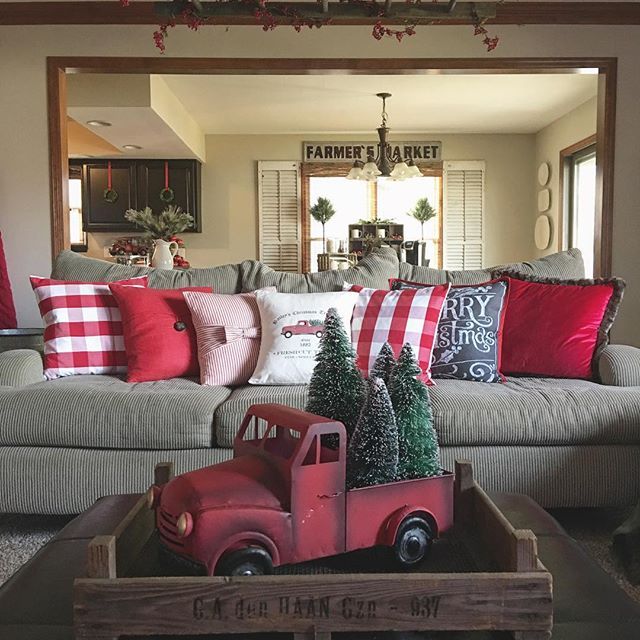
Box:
[122,144,142,150]
[86,120,112,127]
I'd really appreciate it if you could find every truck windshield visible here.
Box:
[259,425,302,460]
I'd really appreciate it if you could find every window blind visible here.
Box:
[443,161,485,270]
[257,161,301,272]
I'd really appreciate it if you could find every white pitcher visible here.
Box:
[151,239,178,270]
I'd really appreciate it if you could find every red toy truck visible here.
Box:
[149,404,454,576]
[281,320,324,338]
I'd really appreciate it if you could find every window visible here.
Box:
[563,143,596,278]
[306,171,442,271]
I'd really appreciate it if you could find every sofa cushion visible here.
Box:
[431,377,640,446]
[52,250,242,294]
[0,376,231,450]
[240,246,399,293]
[398,248,585,285]
[215,385,309,447]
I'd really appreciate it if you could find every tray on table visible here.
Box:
[73,461,552,640]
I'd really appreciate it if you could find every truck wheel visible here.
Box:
[284,331,293,338]
[315,331,323,338]
[216,547,273,577]
[393,516,433,567]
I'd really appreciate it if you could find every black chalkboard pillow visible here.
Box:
[390,278,509,383]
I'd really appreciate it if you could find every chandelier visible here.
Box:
[347,93,423,182]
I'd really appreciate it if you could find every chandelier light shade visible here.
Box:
[347,93,423,182]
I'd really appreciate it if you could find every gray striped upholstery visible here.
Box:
[51,250,242,293]
[215,385,309,447]
[0,446,232,514]
[1,443,636,513]
[0,376,231,449]
[430,377,640,446]
[398,248,585,285]
[599,344,640,387]
[0,350,43,387]
[240,247,399,293]
[214,377,640,448]
[440,445,640,508]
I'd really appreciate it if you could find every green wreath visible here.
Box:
[159,187,175,203]
[103,188,119,204]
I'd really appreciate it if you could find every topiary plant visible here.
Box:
[310,197,336,253]
[407,197,437,241]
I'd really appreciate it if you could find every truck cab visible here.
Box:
[152,404,453,576]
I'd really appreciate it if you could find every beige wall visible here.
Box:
[534,97,597,257]
[88,132,535,270]
[0,24,638,347]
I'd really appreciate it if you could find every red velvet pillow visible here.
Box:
[498,273,624,380]
[109,284,211,383]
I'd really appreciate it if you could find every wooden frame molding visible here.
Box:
[5,2,640,25]
[47,57,616,277]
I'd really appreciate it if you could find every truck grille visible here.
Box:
[158,508,184,548]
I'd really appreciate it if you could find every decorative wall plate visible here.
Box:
[538,188,551,212]
[537,162,550,186]
[535,214,552,250]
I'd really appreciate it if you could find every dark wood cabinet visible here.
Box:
[70,159,202,233]
[136,160,201,232]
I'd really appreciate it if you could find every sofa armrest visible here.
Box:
[0,349,44,387]
[599,345,640,387]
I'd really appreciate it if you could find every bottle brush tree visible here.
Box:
[390,343,441,480]
[370,342,396,387]
[306,308,365,446]
[407,197,437,242]
[309,196,336,253]
[347,377,399,489]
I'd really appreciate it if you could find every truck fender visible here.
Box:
[382,506,439,547]
[209,530,280,574]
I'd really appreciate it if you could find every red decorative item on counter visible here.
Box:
[151,403,454,576]
[0,232,17,329]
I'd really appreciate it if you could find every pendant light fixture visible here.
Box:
[347,93,423,182]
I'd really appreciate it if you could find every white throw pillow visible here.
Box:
[249,290,359,385]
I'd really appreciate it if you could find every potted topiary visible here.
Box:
[309,197,336,253]
[407,197,437,241]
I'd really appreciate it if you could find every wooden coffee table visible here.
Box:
[1,469,640,639]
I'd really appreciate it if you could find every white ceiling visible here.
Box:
[159,73,598,135]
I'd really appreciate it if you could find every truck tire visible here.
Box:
[216,546,274,576]
[393,516,433,567]
[315,331,323,338]
[284,331,293,338]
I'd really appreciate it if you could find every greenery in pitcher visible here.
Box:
[124,205,194,241]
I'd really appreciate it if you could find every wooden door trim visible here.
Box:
[47,56,616,276]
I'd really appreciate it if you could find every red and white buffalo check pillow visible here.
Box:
[345,282,450,384]
[30,275,148,380]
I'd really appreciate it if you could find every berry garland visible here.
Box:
[121,0,501,54]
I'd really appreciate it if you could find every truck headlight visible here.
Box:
[176,512,194,538]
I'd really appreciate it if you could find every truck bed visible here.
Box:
[345,471,455,551]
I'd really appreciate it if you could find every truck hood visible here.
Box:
[160,454,288,515]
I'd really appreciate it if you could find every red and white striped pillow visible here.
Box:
[346,283,450,384]
[30,275,148,380]
[183,289,274,386]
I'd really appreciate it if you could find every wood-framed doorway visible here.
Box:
[47,56,617,277]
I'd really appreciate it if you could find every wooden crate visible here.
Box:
[73,461,552,639]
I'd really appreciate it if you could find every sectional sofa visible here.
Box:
[1,247,639,515]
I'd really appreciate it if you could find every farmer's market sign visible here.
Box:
[303,141,442,163]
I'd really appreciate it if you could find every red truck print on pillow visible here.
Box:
[281,320,325,339]
[148,403,454,576]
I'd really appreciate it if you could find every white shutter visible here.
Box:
[443,161,485,270]
[258,161,301,272]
